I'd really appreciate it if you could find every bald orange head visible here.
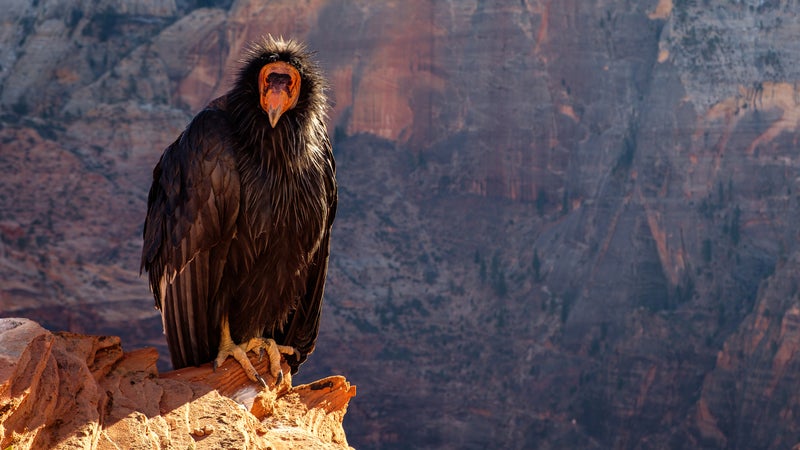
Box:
[258,61,301,128]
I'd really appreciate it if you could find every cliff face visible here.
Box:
[0,318,355,449]
[3,0,800,448]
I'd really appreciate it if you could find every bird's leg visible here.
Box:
[213,316,268,388]
[243,337,299,386]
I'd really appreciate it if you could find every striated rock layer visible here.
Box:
[0,318,355,450]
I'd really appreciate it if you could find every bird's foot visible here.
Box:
[213,339,269,389]
[212,337,298,389]
[244,337,299,387]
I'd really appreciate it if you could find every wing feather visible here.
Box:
[142,108,240,368]
[278,136,337,374]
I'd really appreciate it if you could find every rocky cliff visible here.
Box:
[3,0,800,448]
[0,318,355,449]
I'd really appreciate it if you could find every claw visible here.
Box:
[259,347,266,362]
[212,359,218,372]
[255,373,268,389]
[275,370,284,386]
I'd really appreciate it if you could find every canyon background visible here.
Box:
[3,0,800,448]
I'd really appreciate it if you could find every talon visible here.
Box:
[259,347,266,362]
[275,370,284,386]
[255,373,268,389]
[212,359,218,372]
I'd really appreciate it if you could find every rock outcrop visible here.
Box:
[0,318,355,450]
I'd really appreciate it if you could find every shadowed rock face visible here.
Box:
[3,0,800,448]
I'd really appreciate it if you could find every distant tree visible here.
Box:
[730,205,741,245]
[490,253,508,297]
[702,238,712,263]
[475,250,487,283]
[423,268,438,284]
[589,337,601,356]
[12,98,29,116]
[560,302,569,324]
[536,189,547,216]
[532,248,542,282]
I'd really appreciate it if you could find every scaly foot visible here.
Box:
[213,317,299,388]
[242,337,299,386]
[213,337,268,388]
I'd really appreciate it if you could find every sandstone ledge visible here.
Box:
[0,318,356,449]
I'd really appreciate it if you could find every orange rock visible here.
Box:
[0,318,355,450]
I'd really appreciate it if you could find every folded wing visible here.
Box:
[141,109,240,368]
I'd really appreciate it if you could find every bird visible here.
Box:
[141,36,337,388]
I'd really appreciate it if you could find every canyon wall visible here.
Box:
[2,0,800,447]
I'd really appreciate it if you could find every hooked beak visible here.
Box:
[258,61,301,128]
[264,90,291,128]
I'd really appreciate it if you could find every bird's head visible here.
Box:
[259,59,301,128]
[233,36,327,131]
